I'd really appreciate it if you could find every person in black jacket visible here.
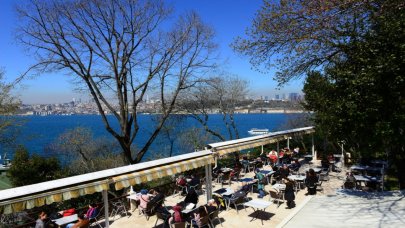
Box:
[283,178,296,209]
[305,168,318,195]
[149,189,165,207]
[184,188,198,208]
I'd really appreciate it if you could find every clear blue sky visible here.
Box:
[0,0,304,104]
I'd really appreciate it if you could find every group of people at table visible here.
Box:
[34,203,100,228]
[128,186,218,227]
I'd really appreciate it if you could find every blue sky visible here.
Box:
[0,0,304,104]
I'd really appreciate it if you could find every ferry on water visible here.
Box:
[248,128,270,135]
[0,154,11,173]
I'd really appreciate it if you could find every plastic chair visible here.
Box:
[154,211,169,228]
[227,192,247,213]
[208,209,223,227]
[191,216,210,228]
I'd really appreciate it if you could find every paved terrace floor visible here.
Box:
[95,160,405,227]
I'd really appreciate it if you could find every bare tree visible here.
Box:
[0,69,21,148]
[152,114,187,157]
[16,0,216,164]
[46,127,126,174]
[179,74,249,141]
[233,0,380,84]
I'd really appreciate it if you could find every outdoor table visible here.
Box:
[126,193,141,211]
[288,175,306,192]
[304,155,313,161]
[214,188,235,210]
[220,168,233,173]
[214,188,235,196]
[354,175,382,190]
[351,165,367,171]
[354,175,381,183]
[239,178,256,183]
[243,199,273,225]
[260,170,275,184]
[305,167,321,173]
[52,214,78,227]
[272,183,286,191]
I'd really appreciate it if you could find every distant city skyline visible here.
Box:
[0,0,304,104]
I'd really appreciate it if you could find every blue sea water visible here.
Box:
[4,113,302,160]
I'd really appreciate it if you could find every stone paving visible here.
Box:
[97,159,352,227]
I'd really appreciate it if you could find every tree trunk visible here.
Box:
[395,159,405,190]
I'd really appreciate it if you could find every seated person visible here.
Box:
[66,213,89,228]
[205,199,218,214]
[229,160,242,181]
[138,189,150,210]
[149,188,165,206]
[60,207,76,217]
[254,168,266,198]
[184,188,198,208]
[191,205,208,228]
[259,151,267,164]
[176,175,188,195]
[168,203,184,224]
[241,156,250,172]
[289,159,301,172]
[188,175,200,187]
[35,211,47,228]
[344,172,356,189]
[293,147,300,157]
[277,164,290,180]
[268,150,278,165]
[176,175,187,187]
[327,153,335,162]
[305,169,318,195]
[278,150,285,164]
[212,193,226,210]
[85,203,99,219]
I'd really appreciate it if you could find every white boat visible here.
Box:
[248,128,269,135]
[0,159,11,172]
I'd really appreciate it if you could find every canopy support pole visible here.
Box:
[311,134,315,160]
[102,189,110,228]
[205,163,213,202]
[340,143,345,167]
[277,141,279,152]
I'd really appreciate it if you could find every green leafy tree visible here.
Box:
[303,0,405,188]
[233,0,389,84]
[7,146,63,187]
